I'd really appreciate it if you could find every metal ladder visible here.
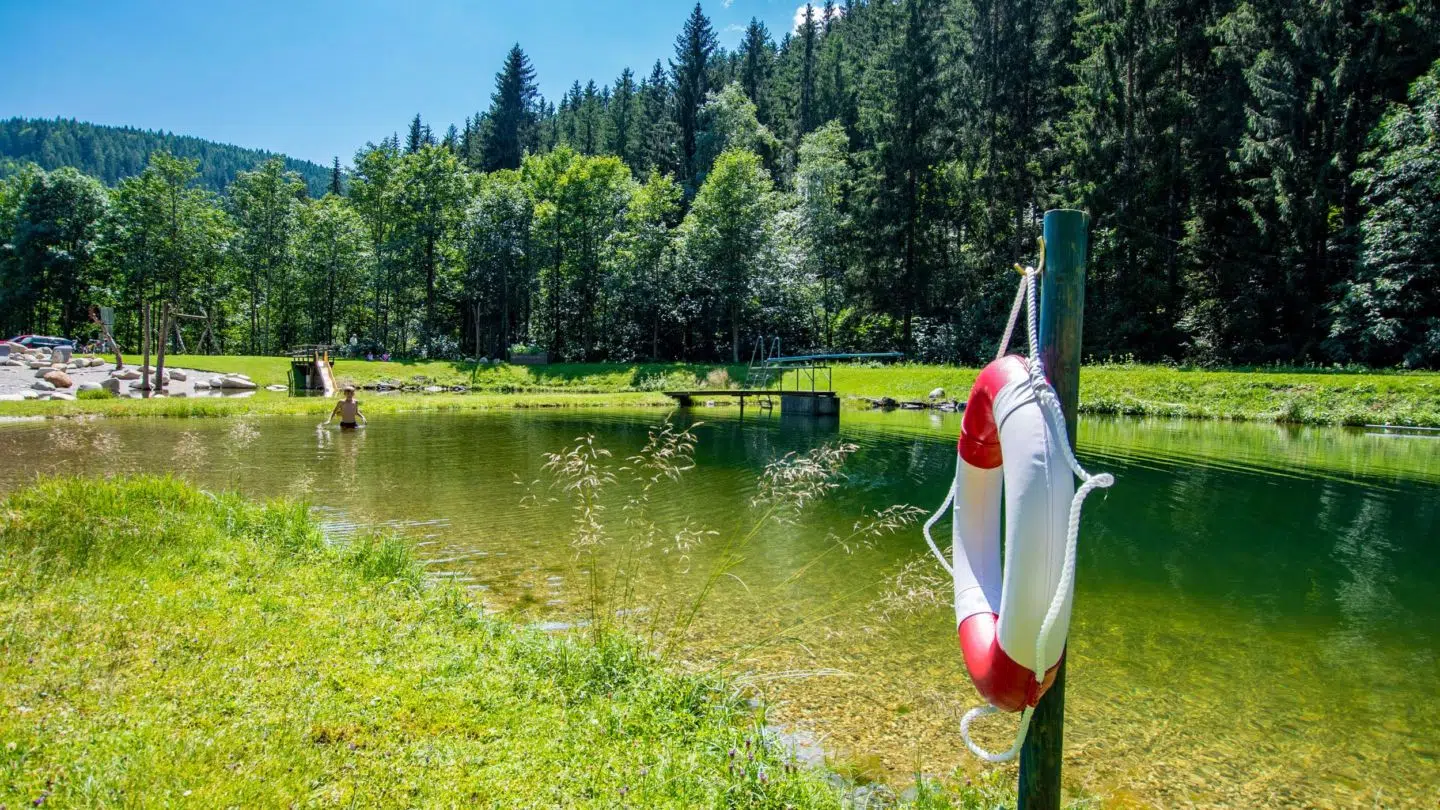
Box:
[745,337,781,409]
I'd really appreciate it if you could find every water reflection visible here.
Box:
[2,411,1437,808]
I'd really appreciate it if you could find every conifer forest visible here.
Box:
[3,1,1439,367]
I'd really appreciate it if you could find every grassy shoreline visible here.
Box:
[3,356,1435,426]
[0,476,1013,808]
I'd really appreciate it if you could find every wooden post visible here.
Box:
[140,302,151,394]
[1018,208,1089,810]
[154,303,170,392]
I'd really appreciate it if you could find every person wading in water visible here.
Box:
[322,385,367,429]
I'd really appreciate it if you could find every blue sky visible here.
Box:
[0,1,808,165]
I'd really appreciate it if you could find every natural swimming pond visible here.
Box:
[2,409,1436,808]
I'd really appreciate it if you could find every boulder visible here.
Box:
[167,369,187,381]
[193,379,210,389]
[100,378,123,394]
[28,361,47,370]
[32,380,55,392]
[928,387,946,400]
[88,357,106,367]
[219,376,257,390]
[20,389,38,400]
[0,393,23,402]
[42,370,73,389]
[113,369,142,381]
[76,381,102,393]
[265,384,287,392]
[423,385,444,393]
[49,391,76,401]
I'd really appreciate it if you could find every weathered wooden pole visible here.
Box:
[1018,208,1089,810]
[140,302,152,395]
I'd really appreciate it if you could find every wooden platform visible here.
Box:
[665,389,839,417]
[664,389,836,403]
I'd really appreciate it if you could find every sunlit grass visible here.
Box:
[11,356,1433,426]
[0,389,670,419]
[0,476,847,807]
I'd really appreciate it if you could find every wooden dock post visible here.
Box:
[1019,208,1089,810]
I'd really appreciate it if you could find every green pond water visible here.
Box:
[2,410,1437,808]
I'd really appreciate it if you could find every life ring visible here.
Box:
[951,354,1073,711]
[921,263,1112,762]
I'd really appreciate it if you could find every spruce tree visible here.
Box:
[609,67,639,169]
[482,45,540,172]
[329,157,343,196]
[406,114,424,154]
[739,19,773,126]
[670,3,718,193]
[639,61,680,176]
[798,4,819,137]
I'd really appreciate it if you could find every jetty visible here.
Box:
[665,339,901,417]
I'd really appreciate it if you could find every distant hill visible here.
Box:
[0,117,333,196]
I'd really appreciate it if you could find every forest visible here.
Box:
[0,118,334,196]
[2,0,1438,367]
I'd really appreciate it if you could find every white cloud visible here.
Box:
[723,0,734,7]
[792,3,843,34]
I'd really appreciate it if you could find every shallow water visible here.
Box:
[2,410,1436,808]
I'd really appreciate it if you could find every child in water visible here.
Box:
[323,385,367,429]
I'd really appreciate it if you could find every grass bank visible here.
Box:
[0,476,1007,808]
[7,355,1434,426]
[0,390,669,420]
[825,363,1440,427]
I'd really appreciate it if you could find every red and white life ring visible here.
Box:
[921,264,1112,762]
[951,354,1073,711]
[921,346,1112,761]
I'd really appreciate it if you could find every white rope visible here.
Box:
[922,476,956,575]
[994,272,1029,361]
[961,705,1035,762]
[950,263,1115,763]
[1018,264,1114,686]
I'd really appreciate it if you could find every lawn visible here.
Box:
[158,356,1440,427]
[5,355,1435,426]
[0,476,1012,808]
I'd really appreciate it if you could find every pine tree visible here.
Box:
[640,61,680,176]
[739,19,774,124]
[482,45,540,172]
[856,0,945,350]
[798,4,819,137]
[406,115,425,154]
[609,67,639,169]
[329,157,343,196]
[670,3,718,193]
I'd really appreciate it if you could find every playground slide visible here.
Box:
[314,358,337,397]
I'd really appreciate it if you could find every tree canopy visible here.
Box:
[3,1,1439,367]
